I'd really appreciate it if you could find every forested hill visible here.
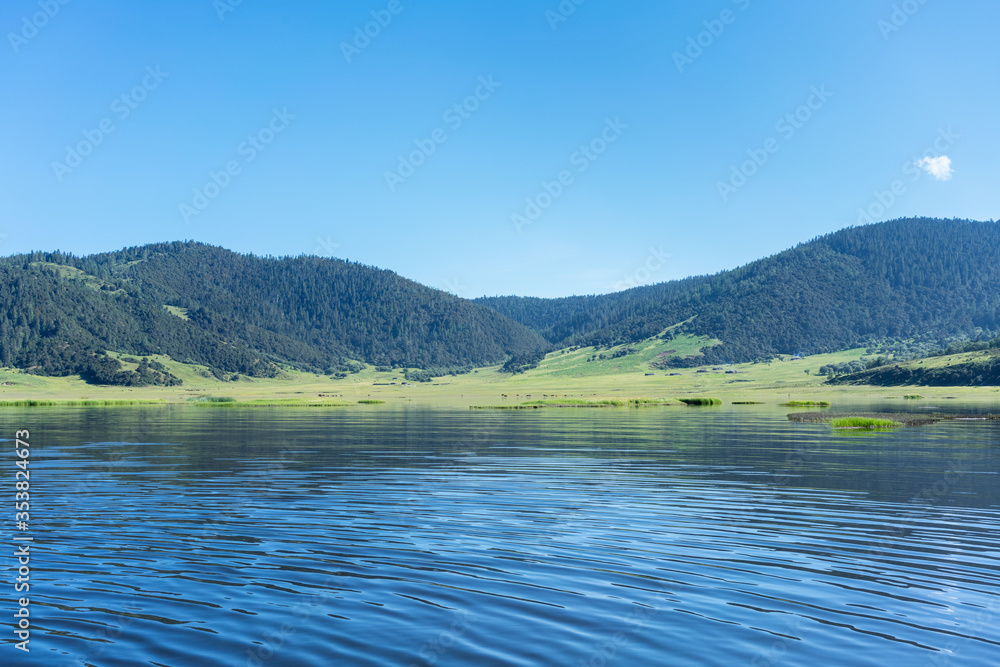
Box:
[5,218,998,385]
[477,218,1000,365]
[0,242,546,384]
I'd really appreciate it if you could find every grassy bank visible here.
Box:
[472,397,678,409]
[0,399,167,407]
[193,399,352,408]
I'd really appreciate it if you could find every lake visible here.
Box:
[2,404,999,666]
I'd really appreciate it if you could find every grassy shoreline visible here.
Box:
[1,345,998,409]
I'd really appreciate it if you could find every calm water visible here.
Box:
[1,405,999,666]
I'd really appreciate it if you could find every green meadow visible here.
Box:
[1,333,998,409]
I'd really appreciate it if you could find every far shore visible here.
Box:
[2,348,998,409]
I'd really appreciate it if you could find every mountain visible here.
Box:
[0,242,546,384]
[4,217,998,387]
[477,218,1000,366]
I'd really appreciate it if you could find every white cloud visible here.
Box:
[916,155,954,181]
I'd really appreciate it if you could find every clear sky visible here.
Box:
[1,0,997,297]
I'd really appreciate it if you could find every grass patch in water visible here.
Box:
[627,398,677,406]
[357,399,385,404]
[831,417,901,429]
[782,400,831,407]
[787,412,971,427]
[522,398,628,407]
[903,394,924,400]
[677,397,722,406]
[731,401,764,405]
[189,396,237,403]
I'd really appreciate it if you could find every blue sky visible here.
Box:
[1,0,997,297]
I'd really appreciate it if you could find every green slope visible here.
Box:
[528,332,719,379]
[829,346,1000,387]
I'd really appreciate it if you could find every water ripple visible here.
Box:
[1,407,998,666]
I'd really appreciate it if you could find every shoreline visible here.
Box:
[1,382,997,410]
[2,347,998,409]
